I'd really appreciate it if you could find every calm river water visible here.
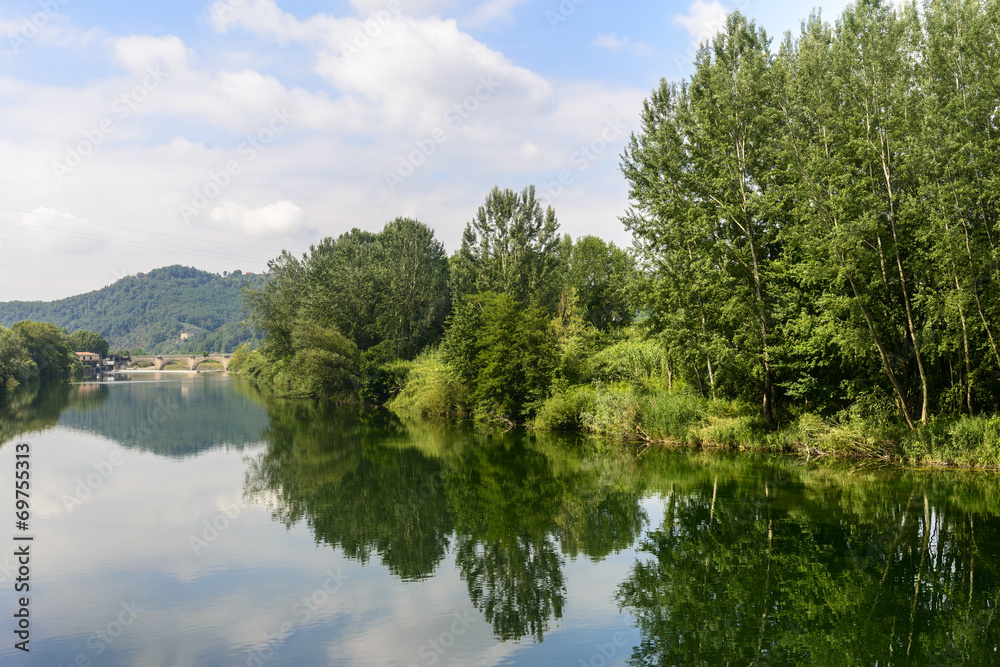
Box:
[0,373,998,666]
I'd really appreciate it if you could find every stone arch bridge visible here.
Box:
[126,355,234,371]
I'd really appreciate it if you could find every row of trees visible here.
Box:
[240,186,635,414]
[0,322,89,397]
[623,0,1000,428]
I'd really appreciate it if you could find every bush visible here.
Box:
[638,390,704,443]
[904,416,1000,467]
[386,348,468,418]
[532,385,597,431]
[535,382,706,443]
[359,341,407,405]
[586,335,673,389]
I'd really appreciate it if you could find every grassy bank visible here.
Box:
[531,384,1000,469]
[386,340,1000,470]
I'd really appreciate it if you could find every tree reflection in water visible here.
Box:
[243,400,1000,658]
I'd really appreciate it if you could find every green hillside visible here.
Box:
[0,265,261,354]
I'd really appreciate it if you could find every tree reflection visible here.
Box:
[245,405,1000,658]
[246,401,455,580]
[245,409,648,641]
[1,382,105,446]
[617,459,1000,665]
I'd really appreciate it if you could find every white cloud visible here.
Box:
[209,199,309,237]
[214,1,554,133]
[350,0,454,15]
[674,0,729,47]
[463,0,529,28]
[0,0,647,300]
[591,33,653,57]
[0,9,97,54]
[114,34,192,74]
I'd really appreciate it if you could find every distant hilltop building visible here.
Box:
[180,332,195,340]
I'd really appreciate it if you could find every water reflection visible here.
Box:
[0,382,104,445]
[617,454,1000,665]
[246,395,1000,656]
[58,374,269,456]
[4,375,998,664]
[245,401,649,642]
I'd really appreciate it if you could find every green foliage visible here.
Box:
[385,348,469,419]
[531,385,597,431]
[67,329,109,356]
[443,292,556,421]
[623,12,783,424]
[585,333,673,389]
[623,1,1000,432]
[296,219,449,358]
[548,289,598,386]
[560,235,635,330]
[0,265,259,354]
[228,341,251,374]
[358,341,406,405]
[0,325,38,395]
[450,185,561,311]
[12,320,79,383]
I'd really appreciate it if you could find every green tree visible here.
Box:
[622,12,785,424]
[561,235,635,330]
[68,329,110,357]
[450,186,562,311]
[778,2,932,428]
[444,292,556,421]
[302,229,380,350]
[242,251,307,361]
[371,218,450,359]
[0,326,37,395]
[12,321,79,382]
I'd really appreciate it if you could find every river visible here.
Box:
[0,373,998,665]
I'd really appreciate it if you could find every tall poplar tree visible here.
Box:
[622,12,785,424]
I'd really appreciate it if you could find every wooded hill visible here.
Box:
[0,265,259,354]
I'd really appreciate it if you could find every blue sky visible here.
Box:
[0,0,854,300]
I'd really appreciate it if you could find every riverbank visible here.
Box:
[385,351,1000,470]
[547,389,1000,469]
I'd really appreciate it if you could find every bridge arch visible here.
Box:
[126,354,234,371]
[191,356,231,371]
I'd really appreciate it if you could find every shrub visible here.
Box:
[586,335,673,389]
[532,385,597,431]
[386,348,468,418]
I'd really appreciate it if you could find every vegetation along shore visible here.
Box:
[6,2,1000,470]
[233,2,1000,468]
